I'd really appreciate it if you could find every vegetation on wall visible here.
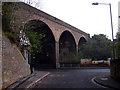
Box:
[2,2,19,44]
[2,2,45,55]
[23,24,45,55]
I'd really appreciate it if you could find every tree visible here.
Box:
[115,31,120,59]
[22,0,42,9]
[20,21,45,55]
[79,34,112,60]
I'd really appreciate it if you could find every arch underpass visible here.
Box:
[15,2,89,68]
[59,31,76,63]
[78,37,87,51]
[25,20,56,68]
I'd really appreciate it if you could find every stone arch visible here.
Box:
[78,36,87,50]
[59,29,78,45]
[24,19,56,68]
[24,14,57,42]
[59,30,76,62]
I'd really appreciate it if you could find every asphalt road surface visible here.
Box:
[34,68,110,88]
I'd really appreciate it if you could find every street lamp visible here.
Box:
[92,2,115,60]
[92,2,116,79]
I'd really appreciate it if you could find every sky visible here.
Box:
[22,0,119,40]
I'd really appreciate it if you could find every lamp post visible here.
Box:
[92,2,116,79]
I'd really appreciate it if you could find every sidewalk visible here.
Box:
[6,71,50,89]
[94,75,120,89]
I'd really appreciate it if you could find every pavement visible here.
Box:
[6,70,50,89]
[5,69,120,89]
[94,75,120,89]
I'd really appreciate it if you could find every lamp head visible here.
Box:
[92,2,99,5]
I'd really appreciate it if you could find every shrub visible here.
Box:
[4,32,18,44]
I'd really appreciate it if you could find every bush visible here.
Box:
[4,32,18,44]
[60,53,80,63]
[115,32,120,59]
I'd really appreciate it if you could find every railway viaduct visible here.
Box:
[15,2,89,68]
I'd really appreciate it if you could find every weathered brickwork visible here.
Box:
[15,2,89,43]
[2,34,30,88]
[13,2,89,67]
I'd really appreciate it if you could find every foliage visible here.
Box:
[59,34,112,63]
[115,32,120,59]
[79,34,112,60]
[2,2,19,44]
[60,53,80,63]
[2,2,12,32]
[2,2,18,32]
[115,42,120,59]
[116,32,120,41]
[23,24,45,55]
[2,2,45,59]
[4,32,18,44]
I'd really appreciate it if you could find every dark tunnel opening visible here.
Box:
[78,37,87,51]
[25,20,56,68]
[59,31,76,63]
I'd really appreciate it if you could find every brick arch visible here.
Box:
[24,18,57,67]
[59,30,77,45]
[78,35,87,46]
[24,14,57,41]
[59,30,77,62]
[78,36,87,50]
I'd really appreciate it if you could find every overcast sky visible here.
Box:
[22,0,119,40]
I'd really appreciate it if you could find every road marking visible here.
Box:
[91,77,108,88]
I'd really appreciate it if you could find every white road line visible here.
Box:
[91,77,108,88]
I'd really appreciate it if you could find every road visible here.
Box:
[34,68,110,88]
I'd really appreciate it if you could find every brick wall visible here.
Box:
[2,34,30,88]
[14,2,88,43]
